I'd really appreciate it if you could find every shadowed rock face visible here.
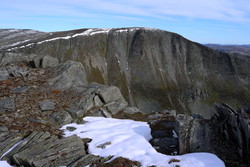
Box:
[1,28,250,116]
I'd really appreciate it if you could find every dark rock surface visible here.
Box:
[212,103,250,166]
[174,103,250,167]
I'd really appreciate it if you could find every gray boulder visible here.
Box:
[50,110,73,125]
[104,100,128,115]
[13,86,30,93]
[98,86,125,103]
[98,86,128,114]
[48,61,88,90]
[41,55,59,68]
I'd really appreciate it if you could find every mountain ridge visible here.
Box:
[1,27,250,117]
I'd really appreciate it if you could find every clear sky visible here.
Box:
[1,0,250,44]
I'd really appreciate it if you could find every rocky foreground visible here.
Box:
[0,55,249,166]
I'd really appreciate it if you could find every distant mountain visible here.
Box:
[205,44,250,55]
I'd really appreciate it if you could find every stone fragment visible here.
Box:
[65,106,84,120]
[66,126,77,132]
[98,86,125,103]
[13,86,30,93]
[39,99,55,111]
[50,110,73,125]
[100,108,112,118]
[93,95,103,107]
[161,110,176,117]
[104,100,128,115]
[150,137,178,155]
[123,107,142,114]
[0,97,15,112]
[6,65,28,77]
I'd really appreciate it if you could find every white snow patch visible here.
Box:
[116,29,128,33]
[8,39,31,47]
[61,117,225,167]
[0,161,12,167]
[37,36,71,45]
[8,28,111,51]
[72,29,111,38]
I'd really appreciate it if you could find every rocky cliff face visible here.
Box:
[1,28,250,116]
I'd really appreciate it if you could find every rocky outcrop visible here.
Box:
[0,59,142,166]
[213,103,250,164]
[0,131,103,167]
[1,28,249,115]
[48,60,88,90]
[174,103,250,166]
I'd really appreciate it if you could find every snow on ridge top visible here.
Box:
[7,28,111,51]
[6,27,160,51]
[61,117,225,167]
[72,28,111,37]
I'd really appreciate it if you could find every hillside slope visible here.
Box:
[1,28,250,117]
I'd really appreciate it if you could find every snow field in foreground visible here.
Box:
[61,117,225,167]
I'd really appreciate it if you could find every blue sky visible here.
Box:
[1,0,250,44]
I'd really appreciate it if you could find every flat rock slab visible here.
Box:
[0,97,15,112]
[13,134,86,167]
[39,99,55,111]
